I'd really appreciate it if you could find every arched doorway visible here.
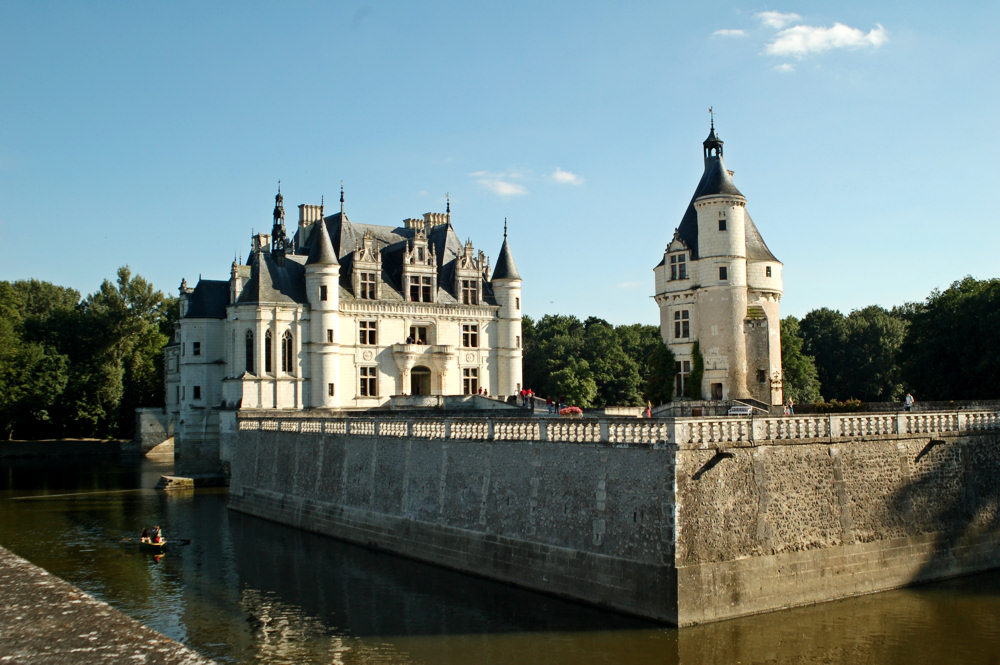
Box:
[411,366,432,396]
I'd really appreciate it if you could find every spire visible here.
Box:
[271,181,288,260]
[491,218,520,281]
[703,108,724,163]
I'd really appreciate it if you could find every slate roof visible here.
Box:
[183,280,229,319]
[296,212,502,306]
[492,237,520,280]
[235,252,308,305]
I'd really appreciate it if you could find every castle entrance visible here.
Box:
[411,366,431,396]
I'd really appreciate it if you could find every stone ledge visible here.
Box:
[0,546,216,664]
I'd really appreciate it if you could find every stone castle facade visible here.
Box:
[164,187,523,451]
[654,123,783,404]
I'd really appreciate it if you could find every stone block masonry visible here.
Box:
[0,546,216,664]
[227,409,1000,625]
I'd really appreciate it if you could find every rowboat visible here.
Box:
[139,538,167,552]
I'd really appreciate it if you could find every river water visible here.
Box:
[2,456,1000,665]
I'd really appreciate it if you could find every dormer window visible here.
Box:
[409,275,434,302]
[670,253,688,280]
[461,279,479,305]
[353,230,382,300]
[359,271,377,299]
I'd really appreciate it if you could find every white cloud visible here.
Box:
[756,11,801,29]
[766,22,888,57]
[773,63,796,73]
[470,169,528,196]
[712,28,746,37]
[551,167,584,186]
[478,179,527,197]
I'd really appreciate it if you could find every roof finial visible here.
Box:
[340,180,345,216]
[709,106,715,130]
[504,217,508,239]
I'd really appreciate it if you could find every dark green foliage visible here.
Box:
[901,276,1000,400]
[522,315,674,407]
[800,305,907,402]
[684,340,704,400]
[0,268,172,440]
[781,316,821,404]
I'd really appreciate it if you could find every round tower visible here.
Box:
[490,221,523,399]
[304,210,341,407]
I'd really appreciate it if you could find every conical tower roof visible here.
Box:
[306,216,339,266]
[491,222,520,280]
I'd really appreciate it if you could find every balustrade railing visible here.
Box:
[236,409,1000,448]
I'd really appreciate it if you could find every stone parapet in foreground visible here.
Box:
[0,546,215,664]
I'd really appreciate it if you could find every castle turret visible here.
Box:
[654,119,783,404]
[491,220,523,397]
[305,208,341,407]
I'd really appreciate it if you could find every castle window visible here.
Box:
[757,369,767,384]
[192,341,201,356]
[719,218,727,231]
[515,297,520,309]
[245,330,254,373]
[461,279,479,305]
[281,331,293,373]
[193,386,201,400]
[320,285,328,301]
[674,310,690,339]
[675,360,691,396]
[409,275,434,302]
[328,382,335,396]
[408,325,428,345]
[359,366,378,397]
[359,320,377,346]
[766,266,772,277]
[327,329,334,343]
[463,368,479,395]
[359,272,377,299]
[516,335,521,348]
[462,324,479,348]
[670,254,687,280]
[719,266,728,281]
[264,330,273,373]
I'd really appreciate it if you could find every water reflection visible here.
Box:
[1,457,1000,665]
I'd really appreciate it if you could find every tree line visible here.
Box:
[0,268,175,440]
[3,270,995,439]
[782,276,1000,405]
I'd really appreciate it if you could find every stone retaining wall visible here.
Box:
[227,409,1000,625]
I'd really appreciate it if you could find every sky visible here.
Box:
[2,1,998,326]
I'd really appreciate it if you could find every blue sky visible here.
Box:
[2,2,998,325]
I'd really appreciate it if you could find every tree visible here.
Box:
[842,306,908,402]
[684,340,704,400]
[780,316,821,404]
[799,308,849,400]
[902,277,1000,400]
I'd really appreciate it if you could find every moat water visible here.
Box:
[2,456,1000,665]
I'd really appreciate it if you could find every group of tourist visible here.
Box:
[140,526,163,545]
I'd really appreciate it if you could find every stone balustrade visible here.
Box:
[236,408,1000,448]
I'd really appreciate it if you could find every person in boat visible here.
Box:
[140,528,150,544]
[151,526,163,544]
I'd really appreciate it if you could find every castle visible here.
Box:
[654,121,784,405]
[164,187,523,453]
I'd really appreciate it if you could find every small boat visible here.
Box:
[139,537,167,553]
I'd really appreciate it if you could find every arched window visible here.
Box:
[281,331,293,373]
[245,330,254,373]
[265,330,273,373]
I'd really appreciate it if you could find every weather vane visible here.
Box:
[709,106,715,127]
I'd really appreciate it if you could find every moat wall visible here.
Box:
[227,411,1000,625]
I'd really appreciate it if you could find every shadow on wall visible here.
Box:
[891,431,1000,584]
